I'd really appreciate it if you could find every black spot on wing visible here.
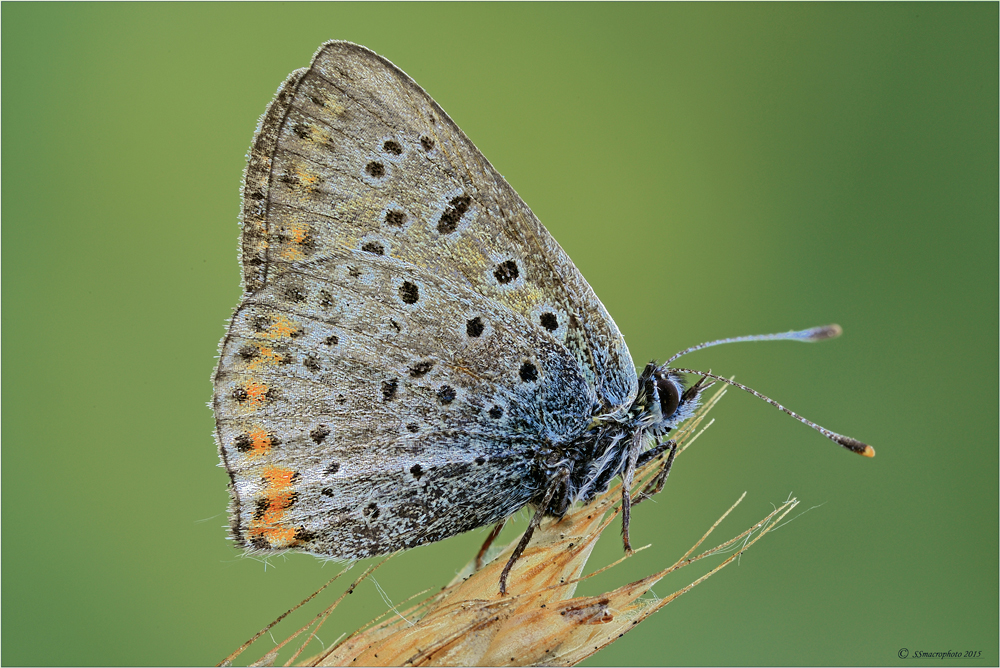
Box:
[385,210,406,226]
[399,281,419,304]
[253,498,270,520]
[284,285,307,303]
[382,378,399,401]
[466,316,484,337]
[409,360,435,377]
[519,362,538,382]
[303,354,321,372]
[361,241,385,255]
[437,385,456,404]
[494,260,519,284]
[294,527,317,543]
[437,195,471,234]
[310,424,331,444]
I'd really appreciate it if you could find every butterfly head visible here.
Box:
[632,363,710,435]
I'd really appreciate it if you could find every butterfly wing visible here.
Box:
[212,41,637,558]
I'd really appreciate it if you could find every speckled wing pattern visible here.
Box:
[212,41,637,559]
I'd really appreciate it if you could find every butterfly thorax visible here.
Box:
[536,362,699,517]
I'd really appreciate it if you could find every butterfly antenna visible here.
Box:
[663,324,843,367]
[670,367,874,457]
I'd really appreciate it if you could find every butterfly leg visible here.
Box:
[619,429,644,553]
[475,518,508,571]
[498,467,570,596]
[636,438,674,468]
[633,440,678,507]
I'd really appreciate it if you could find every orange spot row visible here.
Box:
[248,466,299,549]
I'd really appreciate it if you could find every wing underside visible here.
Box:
[213,41,637,555]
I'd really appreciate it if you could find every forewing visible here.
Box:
[213,42,637,558]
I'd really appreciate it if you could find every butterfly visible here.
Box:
[212,41,872,594]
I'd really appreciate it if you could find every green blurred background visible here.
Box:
[3,3,996,666]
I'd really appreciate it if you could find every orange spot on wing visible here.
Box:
[279,223,310,261]
[248,525,296,548]
[242,381,269,409]
[246,426,273,458]
[245,346,282,370]
[260,315,300,340]
[261,493,296,524]
[290,224,309,245]
[248,466,299,548]
[263,466,295,490]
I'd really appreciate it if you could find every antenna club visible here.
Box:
[805,324,843,341]
[833,434,875,457]
[670,367,873,457]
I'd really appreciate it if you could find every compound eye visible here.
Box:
[656,374,681,419]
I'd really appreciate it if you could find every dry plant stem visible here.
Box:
[513,495,799,666]
[309,585,438,666]
[220,558,391,667]
[673,385,728,457]
[276,558,395,666]
[313,484,623,665]
[218,565,353,666]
